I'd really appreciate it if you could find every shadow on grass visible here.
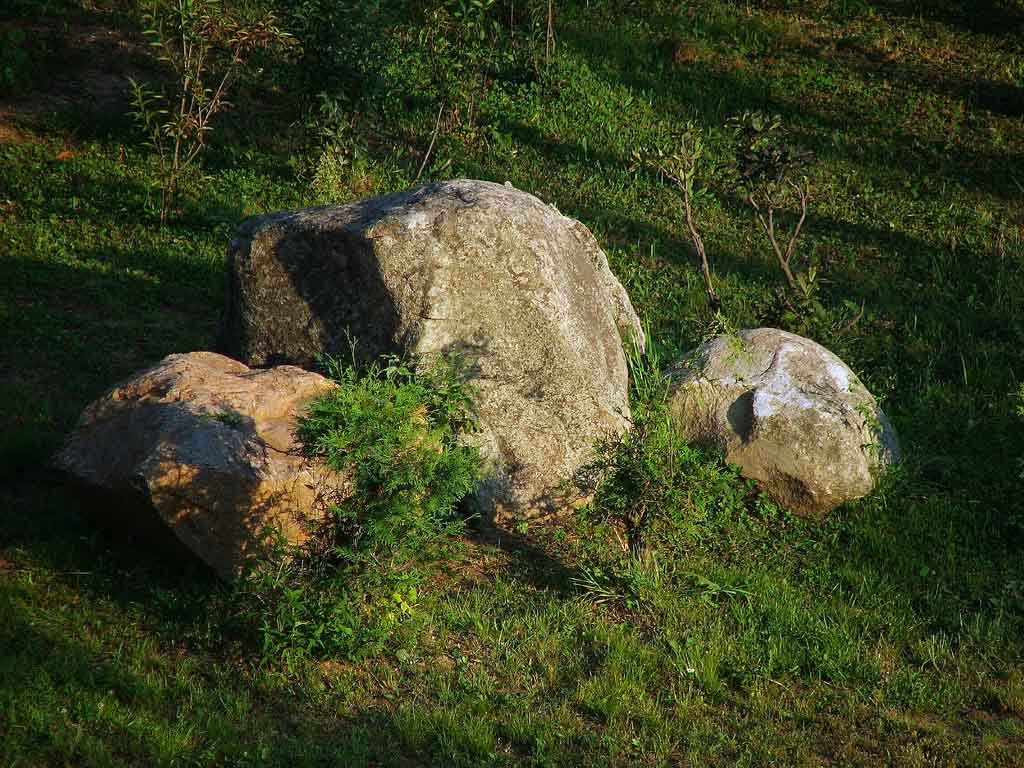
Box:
[559,16,1023,201]
[0,573,448,766]
[0,481,575,766]
[860,0,1024,36]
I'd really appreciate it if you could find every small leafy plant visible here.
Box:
[574,331,779,616]
[575,337,701,556]
[298,351,482,559]
[729,112,867,337]
[729,111,814,294]
[235,349,483,665]
[640,122,721,313]
[129,0,292,223]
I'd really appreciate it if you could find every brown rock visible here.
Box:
[54,352,344,580]
[218,180,644,522]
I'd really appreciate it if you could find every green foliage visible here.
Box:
[298,351,482,558]
[129,0,292,222]
[0,28,29,95]
[729,111,814,194]
[576,335,772,558]
[234,350,482,664]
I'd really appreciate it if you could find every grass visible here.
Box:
[2,0,1023,764]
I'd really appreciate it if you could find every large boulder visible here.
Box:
[54,352,344,581]
[219,180,644,522]
[667,328,900,517]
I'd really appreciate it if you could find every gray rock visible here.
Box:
[219,180,643,522]
[54,352,345,580]
[667,328,899,517]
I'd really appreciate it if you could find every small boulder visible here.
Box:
[667,328,899,517]
[54,352,344,580]
[218,180,644,522]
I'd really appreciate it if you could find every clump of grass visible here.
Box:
[573,332,779,611]
[235,351,483,666]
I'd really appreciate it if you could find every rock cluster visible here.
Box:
[218,180,644,520]
[55,182,899,579]
[57,181,644,577]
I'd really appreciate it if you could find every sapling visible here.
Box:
[129,0,292,223]
[641,122,721,313]
[729,111,815,294]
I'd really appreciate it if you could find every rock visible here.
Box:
[219,180,644,522]
[54,352,344,581]
[667,328,900,517]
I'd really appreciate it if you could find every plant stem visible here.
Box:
[415,101,445,182]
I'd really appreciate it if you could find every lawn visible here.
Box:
[1,0,1023,765]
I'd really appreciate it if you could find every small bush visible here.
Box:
[129,0,293,223]
[573,333,780,611]
[638,121,721,313]
[576,336,765,554]
[298,352,482,559]
[235,351,483,665]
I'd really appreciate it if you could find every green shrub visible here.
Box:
[235,351,483,665]
[573,333,780,610]
[575,335,770,555]
[297,352,482,559]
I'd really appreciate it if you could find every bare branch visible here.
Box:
[415,101,446,182]
[682,184,720,312]
[784,179,810,265]
[837,301,865,335]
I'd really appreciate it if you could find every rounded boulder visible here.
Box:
[667,328,900,517]
[219,180,644,522]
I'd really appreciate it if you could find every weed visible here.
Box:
[575,332,770,561]
[129,0,292,223]
[297,350,482,558]
[234,349,482,664]
[574,335,680,555]
[638,122,721,312]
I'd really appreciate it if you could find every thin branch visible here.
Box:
[654,158,720,311]
[837,301,865,335]
[546,0,555,65]
[415,101,445,182]
[749,191,797,290]
[682,186,720,312]
[784,179,809,264]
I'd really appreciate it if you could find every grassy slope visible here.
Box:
[2,0,1024,764]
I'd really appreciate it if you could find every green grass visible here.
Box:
[2,0,1024,764]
